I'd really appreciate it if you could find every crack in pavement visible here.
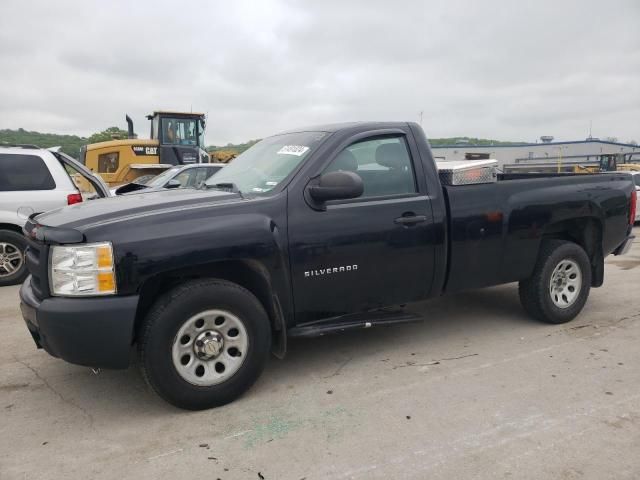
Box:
[615,311,640,323]
[393,353,479,369]
[13,357,96,429]
[566,311,640,332]
[323,357,353,378]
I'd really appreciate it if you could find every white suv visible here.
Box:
[0,145,109,286]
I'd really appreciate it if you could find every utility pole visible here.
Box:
[419,111,423,126]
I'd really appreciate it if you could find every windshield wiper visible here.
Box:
[205,182,244,198]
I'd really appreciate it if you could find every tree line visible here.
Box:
[0,127,131,158]
[9,127,628,160]
[0,127,263,158]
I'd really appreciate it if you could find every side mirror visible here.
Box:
[165,179,182,189]
[307,171,364,203]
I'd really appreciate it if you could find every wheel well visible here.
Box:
[542,217,604,287]
[134,260,285,349]
[0,223,24,235]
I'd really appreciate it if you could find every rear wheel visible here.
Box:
[138,279,271,410]
[519,240,591,324]
[0,230,28,287]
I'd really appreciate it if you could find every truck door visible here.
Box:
[287,131,436,324]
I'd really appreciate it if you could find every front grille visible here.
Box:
[24,237,50,300]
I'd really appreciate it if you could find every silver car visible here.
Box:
[112,163,225,195]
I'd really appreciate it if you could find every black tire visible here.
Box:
[519,240,591,324]
[0,229,28,287]
[138,279,271,410]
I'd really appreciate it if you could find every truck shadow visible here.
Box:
[268,283,533,377]
[28,284,537,418]
[258,284,550,396]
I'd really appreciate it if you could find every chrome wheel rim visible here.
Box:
[0,242,24,278]
[171,309,248,386]
[549,259,582,309]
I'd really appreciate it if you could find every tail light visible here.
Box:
[630,189,637,226]
[67,193,83,205]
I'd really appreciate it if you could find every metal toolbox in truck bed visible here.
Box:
[435,159,497,185]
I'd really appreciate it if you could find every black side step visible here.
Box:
[288,309,423,338]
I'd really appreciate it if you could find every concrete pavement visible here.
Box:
[1,229,639,479]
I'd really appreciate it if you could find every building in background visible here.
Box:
[431,137,639,170]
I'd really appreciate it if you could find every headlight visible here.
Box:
[50,242,116,296]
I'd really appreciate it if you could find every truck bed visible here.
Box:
[442,172,633,293]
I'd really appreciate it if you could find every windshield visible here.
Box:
[205,131,327,194]
[145,167,181,187]
[161,117,199,146]
[130,174,155,186]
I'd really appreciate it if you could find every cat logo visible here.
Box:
[131,146,158,156]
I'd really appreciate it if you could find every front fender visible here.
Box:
[82,196,293,325]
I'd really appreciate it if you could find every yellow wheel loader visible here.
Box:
[209,149,238,163]
[80,111,209,186]
[617,153,640,172]
[573,153,640,174]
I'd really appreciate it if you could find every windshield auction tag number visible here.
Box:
[277,145,309,156]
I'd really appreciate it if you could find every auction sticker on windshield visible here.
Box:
[277,145,309,156]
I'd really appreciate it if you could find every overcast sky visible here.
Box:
[1,0,638,145]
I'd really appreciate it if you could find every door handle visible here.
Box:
[394,214,427,226]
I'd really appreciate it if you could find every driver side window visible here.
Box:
[173,170,194,188]
[323,136,417,198]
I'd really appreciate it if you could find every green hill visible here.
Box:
[1,128,524,160]
[0,127,130,159]
[0,128,87,158]
[429,137,523,146]
[207,137,523,155]
[206,139,260,154]
[0,128,262,159]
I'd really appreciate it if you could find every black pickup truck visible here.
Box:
[20,122,636,410]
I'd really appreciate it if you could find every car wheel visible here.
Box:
[518,240,591,324]
[0,230,28,287]
[138,279,271,410]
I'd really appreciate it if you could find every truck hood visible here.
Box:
[34,188,241,231]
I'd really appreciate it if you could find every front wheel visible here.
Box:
[138,279,271,410]
[519,240,591,324]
